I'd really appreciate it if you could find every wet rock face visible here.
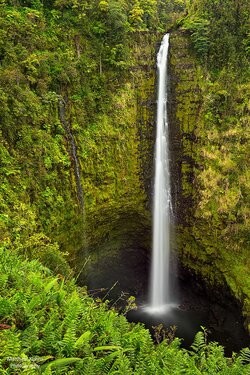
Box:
[75,33,158,294]
[168,31,201,227]
[80,209,151,299]
[86,243,150,301]
[175,263,250,354]
[168,30,249,338]
[244,316,250,334]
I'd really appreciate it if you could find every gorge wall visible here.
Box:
[0,0,161,297]
[1,0,249,335]
[77,32,159,296]
[169,30,250,333]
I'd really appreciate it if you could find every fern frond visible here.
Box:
[190,328,207,354]
[61,324,77,357]
[239,347,250,364]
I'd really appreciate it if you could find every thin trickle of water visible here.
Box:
[58,98,84,211]
[149,34,171,312]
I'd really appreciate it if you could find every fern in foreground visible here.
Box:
[0,248,249,374]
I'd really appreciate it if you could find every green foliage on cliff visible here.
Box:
[170,0,250,330]
[0,0,188,288]
[193,64,250,329]
[0,249,249,374]
[183,0,249,71]
[0,0,187,263]
[0,0,152,266]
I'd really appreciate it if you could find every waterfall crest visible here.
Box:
[148,34,172,313]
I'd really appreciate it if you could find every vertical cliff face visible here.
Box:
[78,33,160,296]
[0,0,163,291]
[169,31,250,332]
[169,31,202,226]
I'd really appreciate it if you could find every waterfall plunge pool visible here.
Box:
[126,278,250,357]
[85,238,249,356]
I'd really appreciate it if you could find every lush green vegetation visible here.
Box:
[183,0,249,71]
[171,0,250,332]
[0,0,186,269]
[0,249,249,374]
[0,0,249,372]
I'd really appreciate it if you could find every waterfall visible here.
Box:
[148,34,172,313]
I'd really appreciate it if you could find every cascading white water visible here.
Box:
[149,34,172,313]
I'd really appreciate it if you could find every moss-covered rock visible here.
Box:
[169,30,250,332]
[77,33,160,294]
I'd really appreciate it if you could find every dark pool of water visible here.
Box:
[127,301,250,356]
[84,243,249,355]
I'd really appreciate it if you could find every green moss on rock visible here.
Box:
[170,30,250,332]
